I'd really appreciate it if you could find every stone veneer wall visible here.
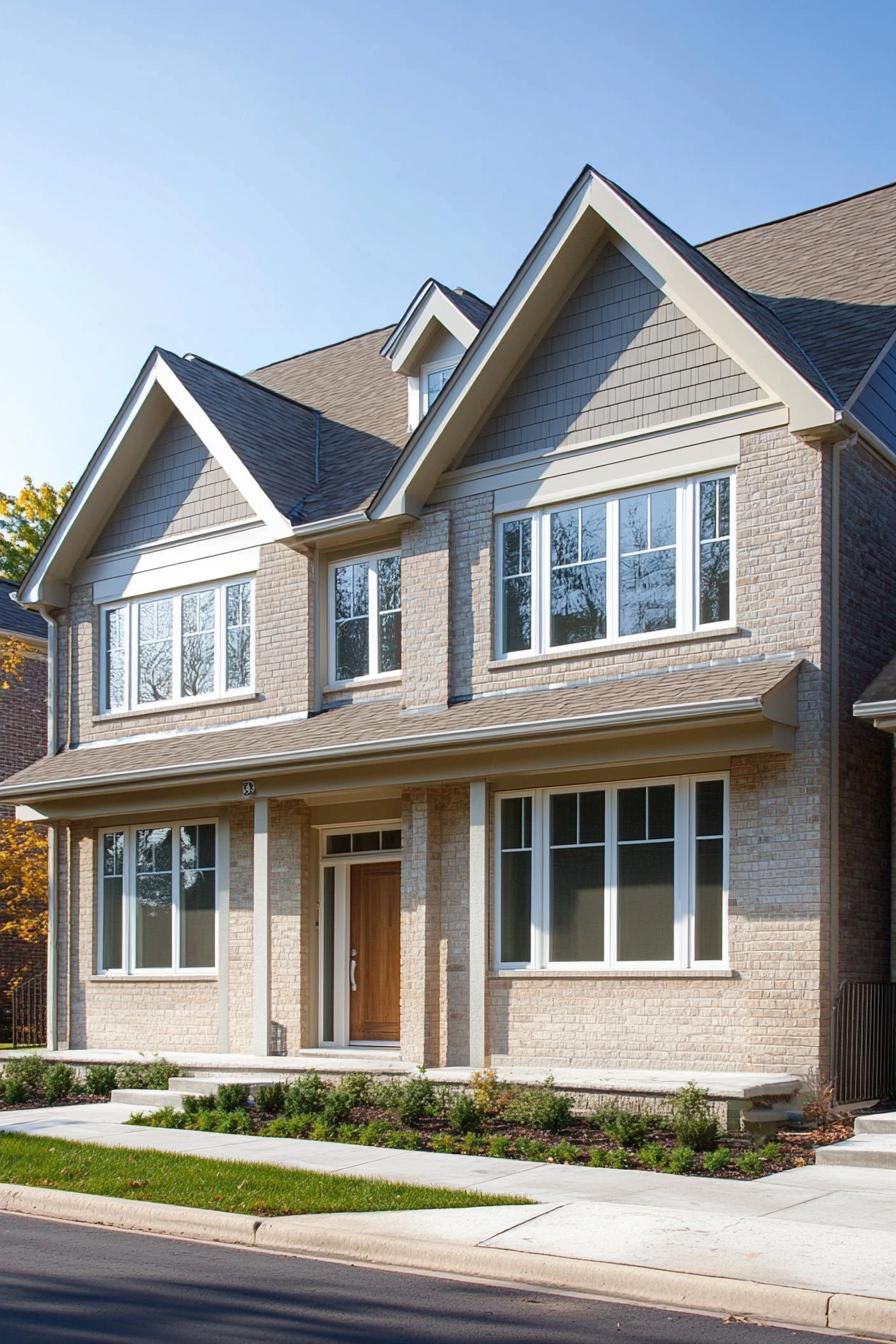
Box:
[57,541,312,746]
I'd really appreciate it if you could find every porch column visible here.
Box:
[252,799,271,1056]
[469,780,488,1069]
[216,816,231,1053]
[46,824,58,1051]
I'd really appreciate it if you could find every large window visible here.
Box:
[101,578,253,713]
[496,474,733,657]
[330,552,401,684]
[496,776,727,969]
[98,822,217,974]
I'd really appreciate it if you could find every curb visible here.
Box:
[1,1183,894,1340]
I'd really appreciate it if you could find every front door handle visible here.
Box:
[350,949,357,992]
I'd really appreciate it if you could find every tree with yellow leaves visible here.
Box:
[0,476,72,584]
[0,820,47,952]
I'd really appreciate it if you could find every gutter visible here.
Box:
[0,690,785,802]
[841,407,896,471]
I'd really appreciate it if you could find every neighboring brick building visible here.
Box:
[0,581,47,1039]
[2,168,896,1092]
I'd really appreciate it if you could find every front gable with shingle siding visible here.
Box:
[458,244,763,471]
[93,410,256,554]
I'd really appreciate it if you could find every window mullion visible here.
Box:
[538,510,548,653]
[172,827,180,972]
[173,595,183,701]
[215,584,224,696]
[606,785,618,967]
[368,560,379,676]
[677,483,690,633]
[675,781,689,968]
[534,790,546,968]
[606,499,619,641]
[126,827,135,975]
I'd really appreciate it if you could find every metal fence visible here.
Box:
[831,980,896,1103]
[11,970,46,1048]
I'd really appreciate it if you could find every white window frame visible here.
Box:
[96,819,219,976]
[420,357,458,418]
[328,550,402,687]
[99,576,255,714]
[494,471,735,659]
[494,774,728,972]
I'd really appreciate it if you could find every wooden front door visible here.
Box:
[349,863,400,1043]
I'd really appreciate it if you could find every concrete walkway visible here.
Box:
[2,1101,896,1326]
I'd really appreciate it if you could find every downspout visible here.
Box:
[829,440,842,1072]
[39,606,59,1051]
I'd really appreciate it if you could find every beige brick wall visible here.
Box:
[401,510,450,709]
[59,540,312,745]
[459,244,762,470]
[94,412,253,554]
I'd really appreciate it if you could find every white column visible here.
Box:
[216,817,230,1054]
[46,824,58,1051]
[253,800,271,1056]
[468,780,488,1069]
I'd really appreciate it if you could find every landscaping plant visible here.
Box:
[669,1082,720,1151]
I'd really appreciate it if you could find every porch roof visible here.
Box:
[1,656,800,805]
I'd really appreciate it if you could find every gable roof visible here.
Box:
[0,581,46,640]
[701,183,896,404]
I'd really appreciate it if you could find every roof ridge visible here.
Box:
[250,324,396,374]
[169,350,321,416]
[699,179,896,247]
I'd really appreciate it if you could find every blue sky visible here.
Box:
[1,0,895,494]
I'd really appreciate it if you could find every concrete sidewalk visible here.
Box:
[2,1102,896,1336]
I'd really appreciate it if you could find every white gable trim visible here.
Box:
[371,170,838,521]
[18,353,292,607]
[380,281,479,375]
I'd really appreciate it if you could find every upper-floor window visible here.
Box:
[421,359,457,416]
[101,577,253,713]
[496,775,727,970]
[98,821,217,974]
[496,473,732,657]
[329,551,401,685]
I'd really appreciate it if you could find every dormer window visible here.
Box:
[421,359,457,417]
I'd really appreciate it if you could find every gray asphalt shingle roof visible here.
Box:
[0,581,46,639]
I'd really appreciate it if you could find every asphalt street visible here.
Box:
[0,1212,850,1343]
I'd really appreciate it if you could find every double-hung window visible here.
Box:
[98,822,217,974]
[496,473,733,656]
[421,359,457,416]
[496,775,727,970]
[101,578,254,713]
[330,552,401,684]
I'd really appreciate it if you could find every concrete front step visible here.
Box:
[855,1111,896,1136]
[816,1134,896,1170]
[110,1089,184,1109]
[169,1075,284,1096]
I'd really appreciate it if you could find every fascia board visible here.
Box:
[371,175,599,520]
[385,289,478,374]
[593,181,837,432]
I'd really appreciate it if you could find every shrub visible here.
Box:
[395,1070,436,1125]
[2,1055,49,1097]
[669,1083,720,1152]
[216,1083,250,1113]
[144,1060,182,1089]
[253,1084,286,1115]
[84,1064,118,1097]
[701,1146,731,1175]
[457,1132,486,1155]
[369,1078,405,1110]
[335,1123,359,1145]
[487,1134,512,1159]
[758,1141,782,1163]
[338,1073,371,1107]
[262,1114,313,1139]
[502,1077,573,1133]
[470,1068,514,1117]
[603,1148,630,1169]
[431,1133,456,1154]
[284,1072,327,1117]
[448,1094,482,1135]
[383,1129,421,1150]
[588,1147,609,1167]
[637,1142,667,1172]
[42,1063,76,1104]
[182,1093,216,1116]
[546,1140,579,1165]
[667,1144,695,1175]
[593,1105,649,1148]
[357,1119,390,1147]
[214,1108,252,1134]
[322,1086,355,1127]
[309,1120,336,1142]
[514,1136,549,1161]
[2,1078,28,1104]
[129,1106,186,1130]
[736,1151,763,1178]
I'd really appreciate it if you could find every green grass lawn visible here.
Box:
[0,1133,529,1217]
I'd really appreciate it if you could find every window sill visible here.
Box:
[93,692,258,724]
[490,968,736,980]
[89,974,218,983]
[324,674,402,693]
[488,624,741,671]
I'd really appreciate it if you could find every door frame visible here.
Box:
[317,824,402,1050]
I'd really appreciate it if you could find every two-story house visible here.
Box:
[3,167,896,1087]
[0,580,48,1040]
